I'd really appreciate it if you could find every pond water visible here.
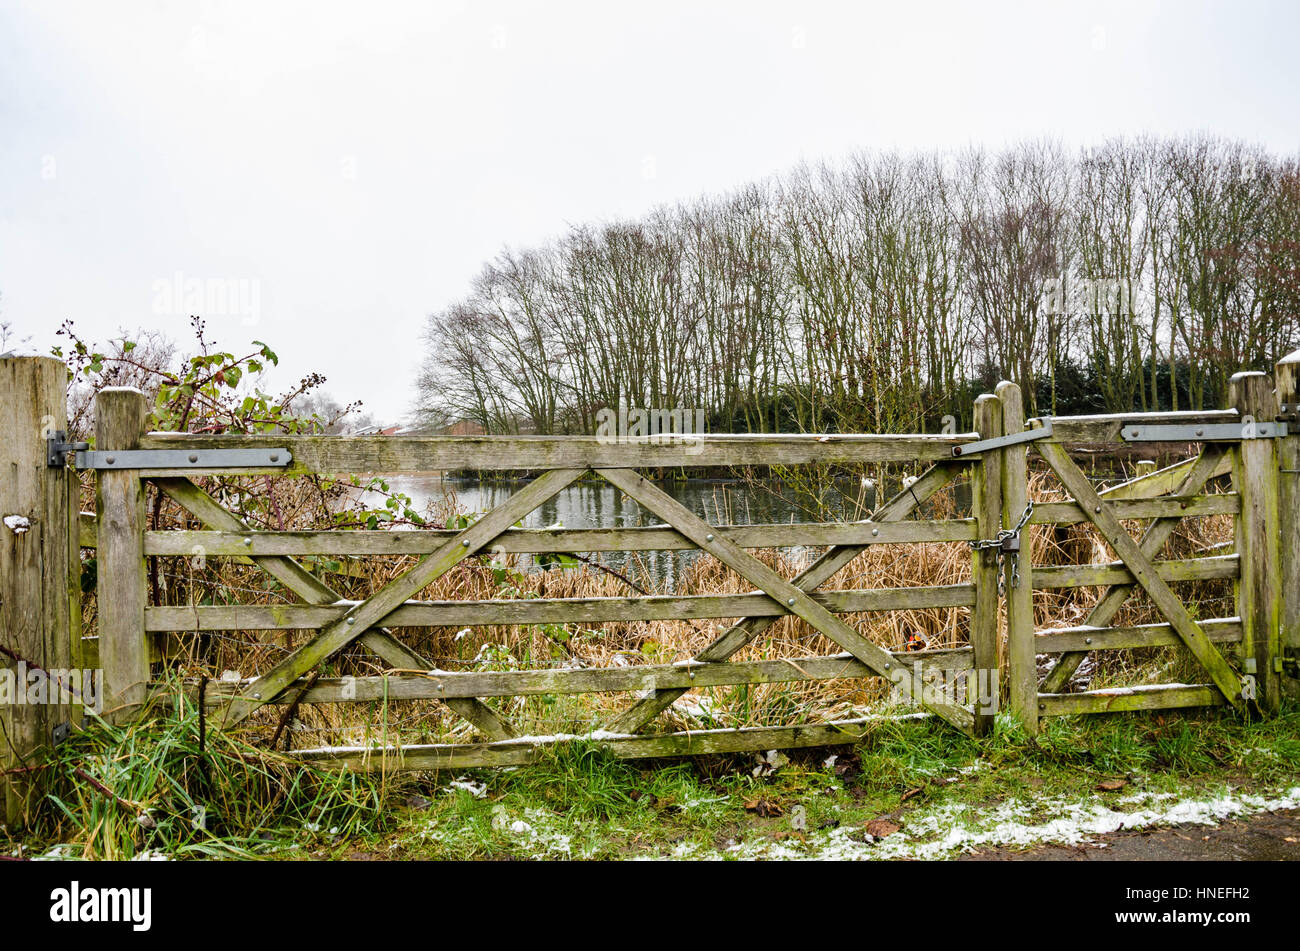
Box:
[371,474,971,593]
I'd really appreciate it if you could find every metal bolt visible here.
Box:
[1195,430,1204,438]
[346,617,356,625]
[243,536,252,546]
[1094,505,1102,513]
[188,453,199,463]
[787,597,796,606]
[253,693,262,700]
[688,670,695,680]
[871,528,879,537]
[105,456,115,465]
[705,533,714,542]
[1131,430,1139,438]
[1084,637,1092,645]
[1038,702,1046,711]
[269,454,279,462]
[884,663,891,671]
[462,539,470,547]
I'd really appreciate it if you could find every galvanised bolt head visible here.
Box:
[243,537,253,546]
[188,453,199,463]
[787,597,796,606]
[1094,505,1102,513]
[1039,702,1046,711]
[346,617,356,625]
[705,533,714,542]
[105,456,115,465]
[1084,637,1092,645]
[253,693,262,700]
[871,528,879,536]
[461,539,470,547]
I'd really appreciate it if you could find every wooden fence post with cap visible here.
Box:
[970,393,1002,735]
[997,380,1037,736]
[0,356,79,828]
[1276,351,1300,699]
[1229,371,1282,713]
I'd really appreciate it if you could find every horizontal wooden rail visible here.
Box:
[1032,554,1237,589]
[1037,683,1225,716]
[1034,617,1242,653]
[1044,410,1240,445]
[144,583,977,631]
[292,714,929,770]
[132,432,977,473]
[143,519,979,557]
[1027,494,1238,525]
[183,647,974,704]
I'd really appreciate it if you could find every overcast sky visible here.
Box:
[1,0,1297,422]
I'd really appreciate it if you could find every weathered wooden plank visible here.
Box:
[1032,555,1237,589]
[78,511,96,548]
[1027,494,1238,525]
[188,648,974,703]
[597,466,976,734]
[134,431,975,473]
[1230,372,1283,713]
[144,583,979,631]
[219,467,586,725]
[1045,410,1239,445]
[292,715,924,771]
[1277,351,1300,699]
[0,357,78,825]
[143,518,980,557]
[1040,447,1230,692]
[1037,683,1224,717]
[999,382,1036,735]
[1097,452,1232,500]
[970,393,1002,735]
[1038,440,1245,711]
[1035,617,1243,653]
[94,388,152,724]
[155,476,516,740]
[604,461,968,734]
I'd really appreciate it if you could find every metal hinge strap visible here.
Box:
[1121,422,1288,442]
[71,448,293,470]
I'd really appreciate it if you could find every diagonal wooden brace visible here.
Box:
[174,468,585,727]
[1040,447,1228,692]
[155,477,516,739]
[1037,443,1244,711]
[598,466,975,734]
[605,462,964,734]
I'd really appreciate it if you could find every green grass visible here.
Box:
[5,701,1299,860]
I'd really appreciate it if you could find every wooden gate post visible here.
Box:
[1276,352,1300,699]
[1230,371,1282,713]
[970,393,1003,735]
[95,388,151,723]
[0,356,78,827]
[997,381,1038,735]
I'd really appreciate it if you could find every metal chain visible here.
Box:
[967,501,1033,597]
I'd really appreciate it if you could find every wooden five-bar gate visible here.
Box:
[4,354,1299,821]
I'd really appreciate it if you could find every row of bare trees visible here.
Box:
[418,136,1300,435]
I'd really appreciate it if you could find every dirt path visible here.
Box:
[961,808,1300,860]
